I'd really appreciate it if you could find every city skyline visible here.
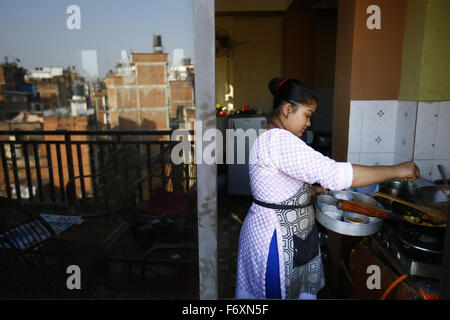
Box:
[0,0,194,80]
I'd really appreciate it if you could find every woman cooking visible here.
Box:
[235,78,420,300]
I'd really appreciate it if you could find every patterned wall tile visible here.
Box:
[435,101,450,159]
[359,152,395,166]
[414,160,434,181]
[348,101,365,153]
[348,100,449,172]
[395,101,417,159]
[360,101,398,153]
[347,152,360,164]
[393,153,411,165]
[414,102,439,160]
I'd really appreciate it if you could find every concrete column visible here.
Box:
[194,0,218,299]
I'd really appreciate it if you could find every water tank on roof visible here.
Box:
[153,35,163,53]
[153,35,162,47]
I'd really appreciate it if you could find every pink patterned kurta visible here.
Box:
[235,128,354,299]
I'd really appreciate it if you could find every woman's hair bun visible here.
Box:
[268,77,285,96]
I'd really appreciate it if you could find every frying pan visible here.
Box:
[336,199,447,235]
[413,185,450,214]
[378,180,449,213]
[375,191,447,223]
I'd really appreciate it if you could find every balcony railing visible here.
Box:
[0,130,195,205]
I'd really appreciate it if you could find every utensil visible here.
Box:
[317,195,344,220]
[337,199,405,223]
[437,165,448,186]
[329,190,353,201]
[343,211,369,224]
[315,191,384,236]
[317,194,338,208]
[322,206,344,220]
[337,199,446,234]
[375,191,447,223]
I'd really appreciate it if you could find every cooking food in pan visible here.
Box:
[402,213,447,228]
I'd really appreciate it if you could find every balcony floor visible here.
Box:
[4,192,341,300]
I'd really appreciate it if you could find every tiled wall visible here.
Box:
[413,102,450,181]
[347,100,450,182]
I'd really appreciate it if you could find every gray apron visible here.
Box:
[275,183,325,299]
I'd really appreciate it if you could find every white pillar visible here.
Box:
[194,0,218,299]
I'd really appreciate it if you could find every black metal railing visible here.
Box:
[0,130,195,205]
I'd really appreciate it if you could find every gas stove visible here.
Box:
[367,182,447,299]
[373,221,443,280]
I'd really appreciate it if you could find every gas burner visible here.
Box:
[400,231,443,254]
[373,223,444,279]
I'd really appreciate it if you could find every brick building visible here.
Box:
[28,67,84,111]
[169,80,195,130]
[0,63,39,118]
[106,53,171,131]
[35,82,63,110]
[0,114,94,200]
[90,85,109,129]
[106,52,195,131]
[43,116,92,196]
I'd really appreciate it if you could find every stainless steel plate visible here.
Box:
[315,191,384,236]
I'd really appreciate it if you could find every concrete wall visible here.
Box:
[340,0,450,182]
[312,11,338,133]
[331,0,355,162]
[283,9,315,87]
[215,15,283,113]
[398,0,428,101]
[350,0,407,100]
[399,0,450,101]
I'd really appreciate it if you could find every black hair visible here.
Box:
[268,78,318,115]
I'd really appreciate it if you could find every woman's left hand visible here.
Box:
[311,185,328,198]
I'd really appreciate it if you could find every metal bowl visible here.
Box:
[316,195,343,220]
[353,193,378,207]
[322,206,344,221]
[329,190,354,201]
[343,211,369,224]
[317,194,338,208]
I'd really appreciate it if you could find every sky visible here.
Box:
[0,0,194,80]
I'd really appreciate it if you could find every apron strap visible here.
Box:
[253,198,312,210]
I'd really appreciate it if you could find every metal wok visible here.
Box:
[389,201,446,235]
[413,185,449,215]
[373,185,448,236]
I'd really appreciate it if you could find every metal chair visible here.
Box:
[0,197,67,298]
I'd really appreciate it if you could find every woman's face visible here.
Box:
[283,101,317,137]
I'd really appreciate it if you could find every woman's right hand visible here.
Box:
[394,161,420,181]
